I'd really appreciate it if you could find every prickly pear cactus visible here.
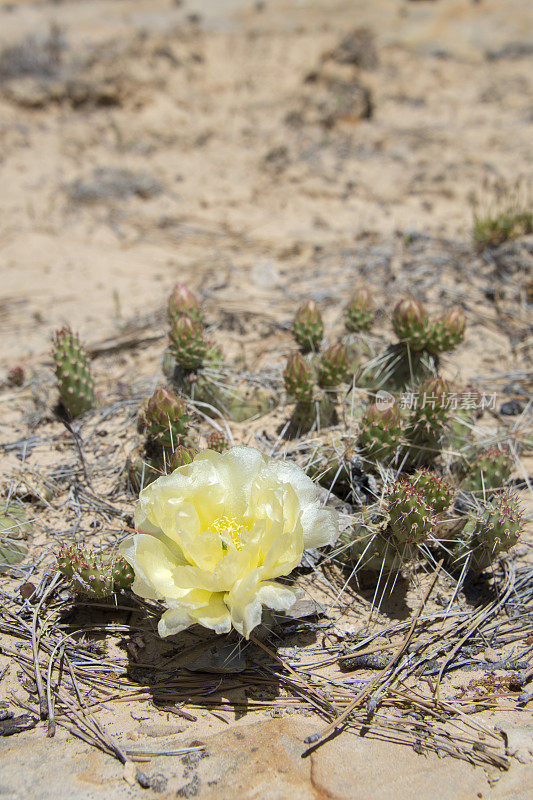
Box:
[392,298,430,351]
[292,300,324,353]
[284,352,315,403]
[168,444,198,471]
[425,308,466,355]
[56,545,134,598]
[169,315,208,370]
[167,283,204,327]
[358,403,404,464]
[409,470,454,514]
[386,480,435,544]
[143,387,188,452]
[406,377,450,466]
[318,343,350,388]
[460,447,513,495]
[344,287,374,333]
[207,430,228,452]
[52,327,95,418]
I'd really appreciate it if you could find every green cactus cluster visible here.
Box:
[344,287,374,333]
[357,402,405,465]
[460,446,513,495]
[57,545,134,598]
[292,300,324,353]
[143,386,188,452]
[52,327,95,418]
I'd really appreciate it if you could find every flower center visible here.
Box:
[209,515,246,551]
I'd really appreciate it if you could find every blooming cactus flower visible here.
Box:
[120,446,338,638]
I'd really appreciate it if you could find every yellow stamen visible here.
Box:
[209,515,246,551]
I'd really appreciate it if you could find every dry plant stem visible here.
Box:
[434,560,516,698]
[31,573,61,719]
[304,560,443,747]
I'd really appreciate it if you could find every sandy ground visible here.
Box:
[0,1,532,798]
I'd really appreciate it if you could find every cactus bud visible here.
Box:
[52,326,95,418]
[284,352,315,402]
[167,283,203,326]
[392,298,430,351]
[168,444,198,471]
[7,365,25,387]
[344,287,374,333]
[292,300,324,353]
[318,343,350,388]
[386,480,435,544]
[169,314,208,370]
[207,430,228,453]
[144,387,188,451]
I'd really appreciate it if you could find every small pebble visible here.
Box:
[499,400,523,416]
[19,582,36,600]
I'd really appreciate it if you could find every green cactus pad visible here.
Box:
[168,444,198,471]
[318,343,350,388]
[405,377,450,466]
[143,386,188,452]
[392,298,430,351]
[169,315,208,370]
[358,402,405,465]
[344,288,374,333]
[284,352,315,403]
[460,447,513,495]
[424,309,466,355]
[409,470,454,514]
[52,326,95,418]
[292,300,324,353]
[167,283,204,327]
[56,545,134,598]
[386,480,435,544]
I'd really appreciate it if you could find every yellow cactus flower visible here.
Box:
[120,446,338,638]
